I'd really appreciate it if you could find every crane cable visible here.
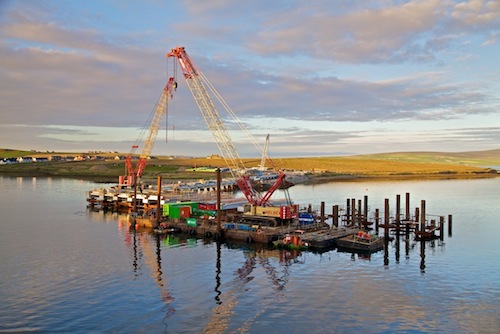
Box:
[165,57,177,143]
[131,104,155,155]
[198,71,278,171]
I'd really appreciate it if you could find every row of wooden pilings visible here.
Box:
[312,192,452,240]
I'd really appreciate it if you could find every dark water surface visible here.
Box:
[1,176,499,333]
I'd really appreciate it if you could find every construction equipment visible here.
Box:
[166,46,286,206]
[120,77,177,186]
[258,134,270,171]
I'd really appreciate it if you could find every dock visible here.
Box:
[88,177,453,252]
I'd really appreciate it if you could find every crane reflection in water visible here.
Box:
[89,210,447,333]
[119,218,305,333]
[203,240,304,333]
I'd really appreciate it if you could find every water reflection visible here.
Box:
[69,178,494,333]
[214,241,222,305]
[420,239,426,273]
[126,227,177,321]
[2,177,499,333]
[90,205,446,277]
[203,241,304,334]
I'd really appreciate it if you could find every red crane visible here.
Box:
[120,77,176,186]
[166,46,286,206]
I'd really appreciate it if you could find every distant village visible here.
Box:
[0,151,153,165]
[0,150,219,165]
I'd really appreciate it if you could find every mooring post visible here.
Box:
[448,214,453,237]
[320,201,325,225]
[216,168,222,234]
[439,216,444,240]
[420,200,426,232]
[358,199,362,229]
[346,199,351,225]
[405,192,410,221]
[333,205,339,227]
[351,198,356,227]
[133,179,138,213]
[415,207,420,223]
[384,198,389,238]
[155,176,162,228]
[364,195,368,227]
[396,194,401,230]
[375,208,379,234]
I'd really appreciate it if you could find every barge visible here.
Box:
[273,232,309,250]
[336,231,384,252]
[298,226,359,249]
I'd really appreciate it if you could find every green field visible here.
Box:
[355,149,500,168]
[0,148,498,182]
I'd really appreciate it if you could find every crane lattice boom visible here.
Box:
[122,77,176,186]
[167,47,244,176]
[167,46,285,206]
[259,134,270,170]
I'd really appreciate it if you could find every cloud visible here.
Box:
[451,0,500,27]
[0,14,169,127]
[0,0,498,156]
[482,32,498,46]
[245,0,499,64]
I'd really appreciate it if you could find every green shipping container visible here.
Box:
[168,205,191,219]
[163,202,198,216]
[162,203,172,216]
[177,202,199,211]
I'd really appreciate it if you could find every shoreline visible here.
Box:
[1,169,497,185]
[305,172,499,184]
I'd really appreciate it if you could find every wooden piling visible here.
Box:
[396,194,401,230]
[405,192,410,221]
[351,198,356,226]
[216,168,222,234]
[133,180,138,213]
[375,208,379,234]
[155,176,162,227]
[333,205,339,227]
[420,200,426,232]
[358,199,362,229]
[384,198,389,238]
[439,216,444,240]
[415,207,420,223]
[320,201,325,225]
[346,199,351,225]
[364,195,368,227]
[448,214,453,237]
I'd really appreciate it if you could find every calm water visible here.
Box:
[1,176,499,333]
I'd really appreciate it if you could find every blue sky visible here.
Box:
[0,0,499,157]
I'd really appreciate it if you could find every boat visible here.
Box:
[299,226,359,249]
[273,231,308,250]
[153,224,181,234]
[223,214,297,244]
[336,231,384,252]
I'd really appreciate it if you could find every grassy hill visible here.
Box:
[355,149,500,168]
[1,148,498,182]
[0,149,32,159]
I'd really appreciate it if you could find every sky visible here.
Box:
[0,0,499,158]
